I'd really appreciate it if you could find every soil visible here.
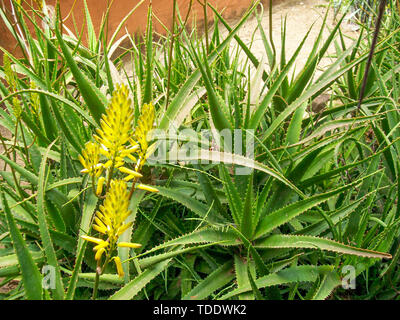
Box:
[218,0,358,76]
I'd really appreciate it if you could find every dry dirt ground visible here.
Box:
[0,0,359,295]
[219,0,358,76]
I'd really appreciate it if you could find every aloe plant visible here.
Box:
[0,0,398,300]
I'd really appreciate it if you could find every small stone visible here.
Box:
[311,93,330,113]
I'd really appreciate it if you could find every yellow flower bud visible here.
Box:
[137,184,159,193]
[95,247,106,261]
[118,166,143,178]
[96,177,105,196]
[113,257,125,278]
[118,242,142,249]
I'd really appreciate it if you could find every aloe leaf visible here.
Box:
[1,89,98,128]
[179,151,302,195]
[13,216,76,253]
[255,235,392,259]
[0,153,69,206]
[139,228,239,258]
[311,271,341,300]
[247,266,264,300]
[37,140,65,299]
[194,164,225,218]
[285,103,306,152]
[118,190,145,283]
[143,5,153,104]
[0,251,43,269]
[183,261,234,300]
[138,243,224,269]
[286,11,346,104]
[219,164,243,226]
[241,173,254,239]
[65,191,98,300]
[254,173,372,239]
[299,138,400,187]
[1,190,43,300]
[295,195,367,236]
[209,2,269,81]
[260,41,372,143]
[234,254,254,300]
[220,265,334,299]
[83,0,96,52]
[109,259,171,300]
[156,186,226,225]
[158,1,258,131]
[54,7,106,124]
[249,24,313,129]
[230,226,269,277]
[106,0,145,51]
[188,39,232,131]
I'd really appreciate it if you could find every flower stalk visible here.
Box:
[78,84,158,299]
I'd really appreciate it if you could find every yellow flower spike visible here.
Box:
[135,102,155,156]
[92,180,132,242]
[3,54,16,93]
[95,247,106,261]
[79,142,103,177]
[12,97,23,120]
[113,257,125,278]
[96,177,105,196]
[93,84,134,163]
[118,167,143,178]
[137,184,159,193]
[30,81,40,114]
[118,242,142,249]
[82,235,104,245]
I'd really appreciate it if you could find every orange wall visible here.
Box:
[1,0,257,58]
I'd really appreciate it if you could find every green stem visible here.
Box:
[92,250,113,300]
[268,0,276,69]
[203,0,209,54]
[166,0,177,110]
[18,120,31,168]
[92,260,101,300]
[92,273,100,300]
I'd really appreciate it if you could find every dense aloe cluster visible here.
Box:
[0,0,399,300]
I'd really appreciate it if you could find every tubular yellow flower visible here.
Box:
[81,235,104,245]
[113,257,125,278]
[118,167,143,178]
[96,177,105,196]
[136,184,159,193]
[93,84,135,162]
[95,247,106,261]
[78,141,103,177]
[118,242,142,249]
